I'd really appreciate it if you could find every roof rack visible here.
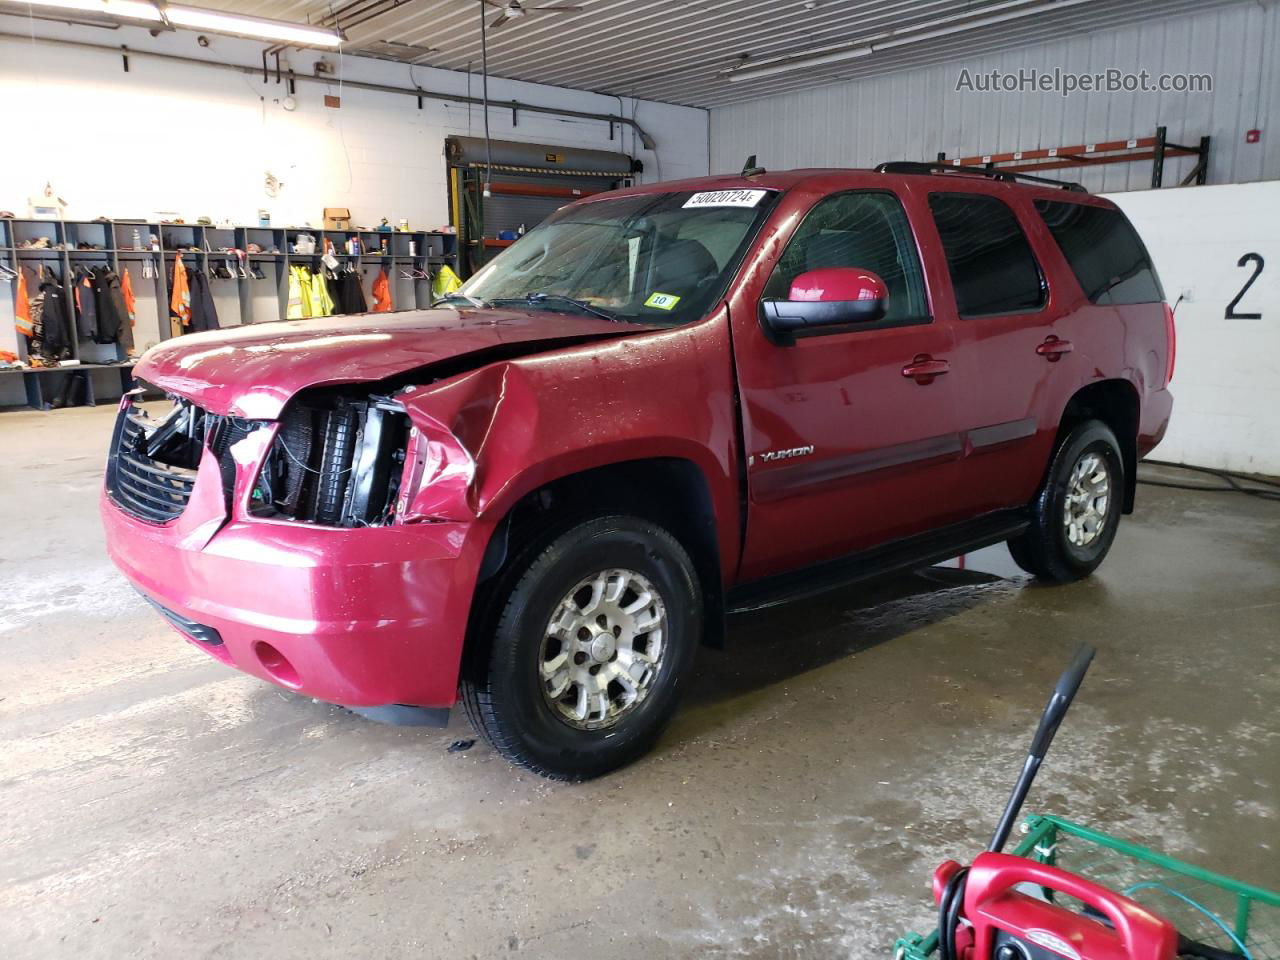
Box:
[874,161,1086,193]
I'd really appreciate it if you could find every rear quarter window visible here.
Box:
[1034,200,1164,305]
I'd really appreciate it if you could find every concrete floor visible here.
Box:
[1,403,1277,960]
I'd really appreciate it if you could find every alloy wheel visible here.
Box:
[1063,452,1111,548]
[539,568,667,730]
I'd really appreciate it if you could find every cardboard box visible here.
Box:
[323,207,351,230]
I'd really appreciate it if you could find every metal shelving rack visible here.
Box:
[936,126,1211,188]
[1,217,458,410]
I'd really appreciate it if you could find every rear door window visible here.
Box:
[1034,200,1164,305]
[928,193,1046,316]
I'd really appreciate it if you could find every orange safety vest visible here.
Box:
[121,267,137,326]
[371,268,393,312]
[171,254,191,326]
[15,269,33,337]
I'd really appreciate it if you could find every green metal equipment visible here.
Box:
[895,814,1279,960]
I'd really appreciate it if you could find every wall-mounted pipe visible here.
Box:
[0,30,658,150]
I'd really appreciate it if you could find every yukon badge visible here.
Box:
[753,444,815,466]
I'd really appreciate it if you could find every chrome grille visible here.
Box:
[106,403,199,524]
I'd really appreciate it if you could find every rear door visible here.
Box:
[922,189,1061,513]
[727,186,972,580]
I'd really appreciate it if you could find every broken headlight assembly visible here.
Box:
[250,391,410,528]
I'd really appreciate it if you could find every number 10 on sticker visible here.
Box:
[644,292,681,310]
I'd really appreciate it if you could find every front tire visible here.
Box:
[1008,420,1124,582]
[460,514,701,781]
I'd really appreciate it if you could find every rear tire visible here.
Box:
[1008,420,1124,582]
[460,514,701,781]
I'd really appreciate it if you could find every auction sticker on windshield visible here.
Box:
[683,189,768,208]
[644,292,681,310]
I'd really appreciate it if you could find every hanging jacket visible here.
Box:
[338,270,368,314]
[90,268,119,344]
[432,265,463,299]
[308,270,334,317]
[287,265,310,319]
[94,268,132,350]
[37,270,72,358]
[188,269,219,333]
[170,254,191,327]
[322,272,343,315]
[371,268,392,312]
[75,270,98,340]
[15,269,33,338]
[120,268,137,327]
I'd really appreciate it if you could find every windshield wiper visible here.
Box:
[435,293,490,309]
[493,293,620,323]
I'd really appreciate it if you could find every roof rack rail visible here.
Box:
[874,161,1087,193]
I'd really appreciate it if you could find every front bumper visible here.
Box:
[102,487,483,709]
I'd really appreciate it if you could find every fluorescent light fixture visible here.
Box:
[0,0,343,46]
[724,0,1096,83]
[727,45,872,82]
[164,6,343,46]
[1,0,164,20]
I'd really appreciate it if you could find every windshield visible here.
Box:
[457,188,778,326]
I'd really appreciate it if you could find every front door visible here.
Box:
[729,188,972,581]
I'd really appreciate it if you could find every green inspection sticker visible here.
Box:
[644,292,681,310]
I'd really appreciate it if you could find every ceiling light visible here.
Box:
[728,45,872,82]
[0,0,343,46]
[164,6,343,46]
[1,0,163,21]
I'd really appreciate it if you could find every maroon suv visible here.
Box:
[102,163,1173,779]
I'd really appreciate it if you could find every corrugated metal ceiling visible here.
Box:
[197,0,1251,108]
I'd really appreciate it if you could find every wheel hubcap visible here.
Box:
[539,568,667,730]
[1063,452,1111,548]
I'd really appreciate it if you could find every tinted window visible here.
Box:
[1035,200,1163,304]
[765,191,928,323]
[928,193,1046,316]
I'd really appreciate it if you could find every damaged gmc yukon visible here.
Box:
[102,164,1173,780]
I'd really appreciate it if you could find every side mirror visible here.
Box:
[760,267,888,345]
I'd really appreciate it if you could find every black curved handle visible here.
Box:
[988,644,1096,853]
[1030,644,1096,760]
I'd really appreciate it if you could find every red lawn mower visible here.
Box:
[895,645,1278,960]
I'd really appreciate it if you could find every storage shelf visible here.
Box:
[2,217,462,412]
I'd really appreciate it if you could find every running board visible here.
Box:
[726,511,1028,614]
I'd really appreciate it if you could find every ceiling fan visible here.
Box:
[482,0,584,29]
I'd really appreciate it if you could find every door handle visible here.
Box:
[901,354,950,384]
[1036,336,1074,361]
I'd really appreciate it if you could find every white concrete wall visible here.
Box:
[1108,181,1280,476]
[0,19,707,228]
[0,17,707,408]
[711,2,1279,194]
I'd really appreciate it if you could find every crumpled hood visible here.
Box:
[134,307,655,418]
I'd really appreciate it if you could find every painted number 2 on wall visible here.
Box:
[1225,253,1265,320]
